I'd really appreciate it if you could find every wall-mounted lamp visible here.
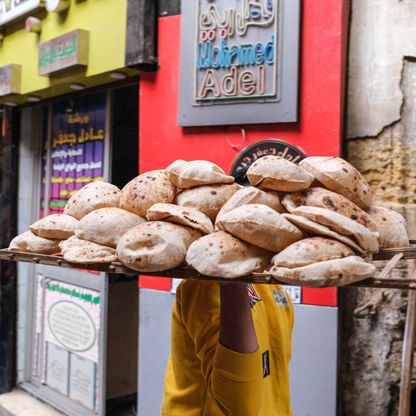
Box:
[46,0,71,13]
[25,17,42,33]
[70,83,86,91]
[110,71,127,80]
[27,95,42,103]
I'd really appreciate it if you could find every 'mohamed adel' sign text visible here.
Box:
[178,0,300,126]
[39,29,89,76]
[196,0,278,102]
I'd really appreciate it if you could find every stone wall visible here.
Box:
[342,0,416,414]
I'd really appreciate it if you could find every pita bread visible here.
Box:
[281,187,376,231]
[282,213,366,255]
[291,206,379,253]
[299,157,372,209]
[216,204,304,252]
[216,186,284,221]
[368,206,409,248]
[120,170,176,217]
[9,231,61,254]
[270,256,376,287]
[174,183,240,221]
[247,156,314,192]
[166,159,234,188]
[30,214,79,239]
[272,237,355,268]
[63,181,121,220]
[116,221,201,272]
[59,236,117,263]
[75,208,146,248]
[186,231,272,278]
[146,203,213,234]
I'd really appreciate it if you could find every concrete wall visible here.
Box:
[342,1,416,414]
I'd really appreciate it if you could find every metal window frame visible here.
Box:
[19,91,112,416]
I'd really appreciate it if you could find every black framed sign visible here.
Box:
[230,139,306,185]
[178,0,300,126]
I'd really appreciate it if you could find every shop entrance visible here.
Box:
[17,84,139,416]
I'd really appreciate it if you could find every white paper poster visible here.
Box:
[46,342,69,395]
[43,280,100,363]
[38,279,101,410]
[69,354,96,410]
[283,285,302,304]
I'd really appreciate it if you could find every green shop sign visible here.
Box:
[39,29,89,76]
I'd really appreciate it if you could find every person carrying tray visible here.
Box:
[161,279,294,415]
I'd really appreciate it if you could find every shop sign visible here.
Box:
[229,139,306,185]
[178,0,300,126]
[0,64,21,96]
[40,92,106,215]
[0,0,40,26]
[195,0,278,103]
[39,29,89,76]
[0,0,69,27]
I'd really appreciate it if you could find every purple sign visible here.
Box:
[43,92,106,215]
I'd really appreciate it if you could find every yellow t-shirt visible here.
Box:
[161,280,294,416]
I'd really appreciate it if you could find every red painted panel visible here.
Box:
[139,276,172,291]
[139,1,349,305]
[302,287,338,307]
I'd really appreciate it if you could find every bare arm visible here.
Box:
[219,283,259,354]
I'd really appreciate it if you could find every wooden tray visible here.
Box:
[1,247,416,289]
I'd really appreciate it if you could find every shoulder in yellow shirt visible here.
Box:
[161,280,294,416]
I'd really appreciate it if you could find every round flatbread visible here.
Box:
[59,236,117,264]
[216,186,284,222]
[166,159,234,188]
[291,206,379,253]
[270,256,376,287]
[146,203,213,234]
[272,237,355,268]
[281,187,376,231]
[9,231,61,254]
[120,170,176,217]
[186,231,272,278]
[299,157,372,209]
[247,156,314,192]
[63,181,121,220]
[75,207,146,248]
[216,204,304,252]
[174,183,240,221]
[116,221,201,272]
[30,214,79,239]
[368,206,409,248]
[282,213,366,255]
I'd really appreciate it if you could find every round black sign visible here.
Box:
[230,139,306,186]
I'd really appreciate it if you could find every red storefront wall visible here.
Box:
[138,1,350,307]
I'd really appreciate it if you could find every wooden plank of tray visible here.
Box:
[0,249,270,283]
[373,245,416,260]
[2,248,416,289]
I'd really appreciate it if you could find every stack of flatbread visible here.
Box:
[186,155,408,284]
[9,182,145,264]
[7,156,410,287]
